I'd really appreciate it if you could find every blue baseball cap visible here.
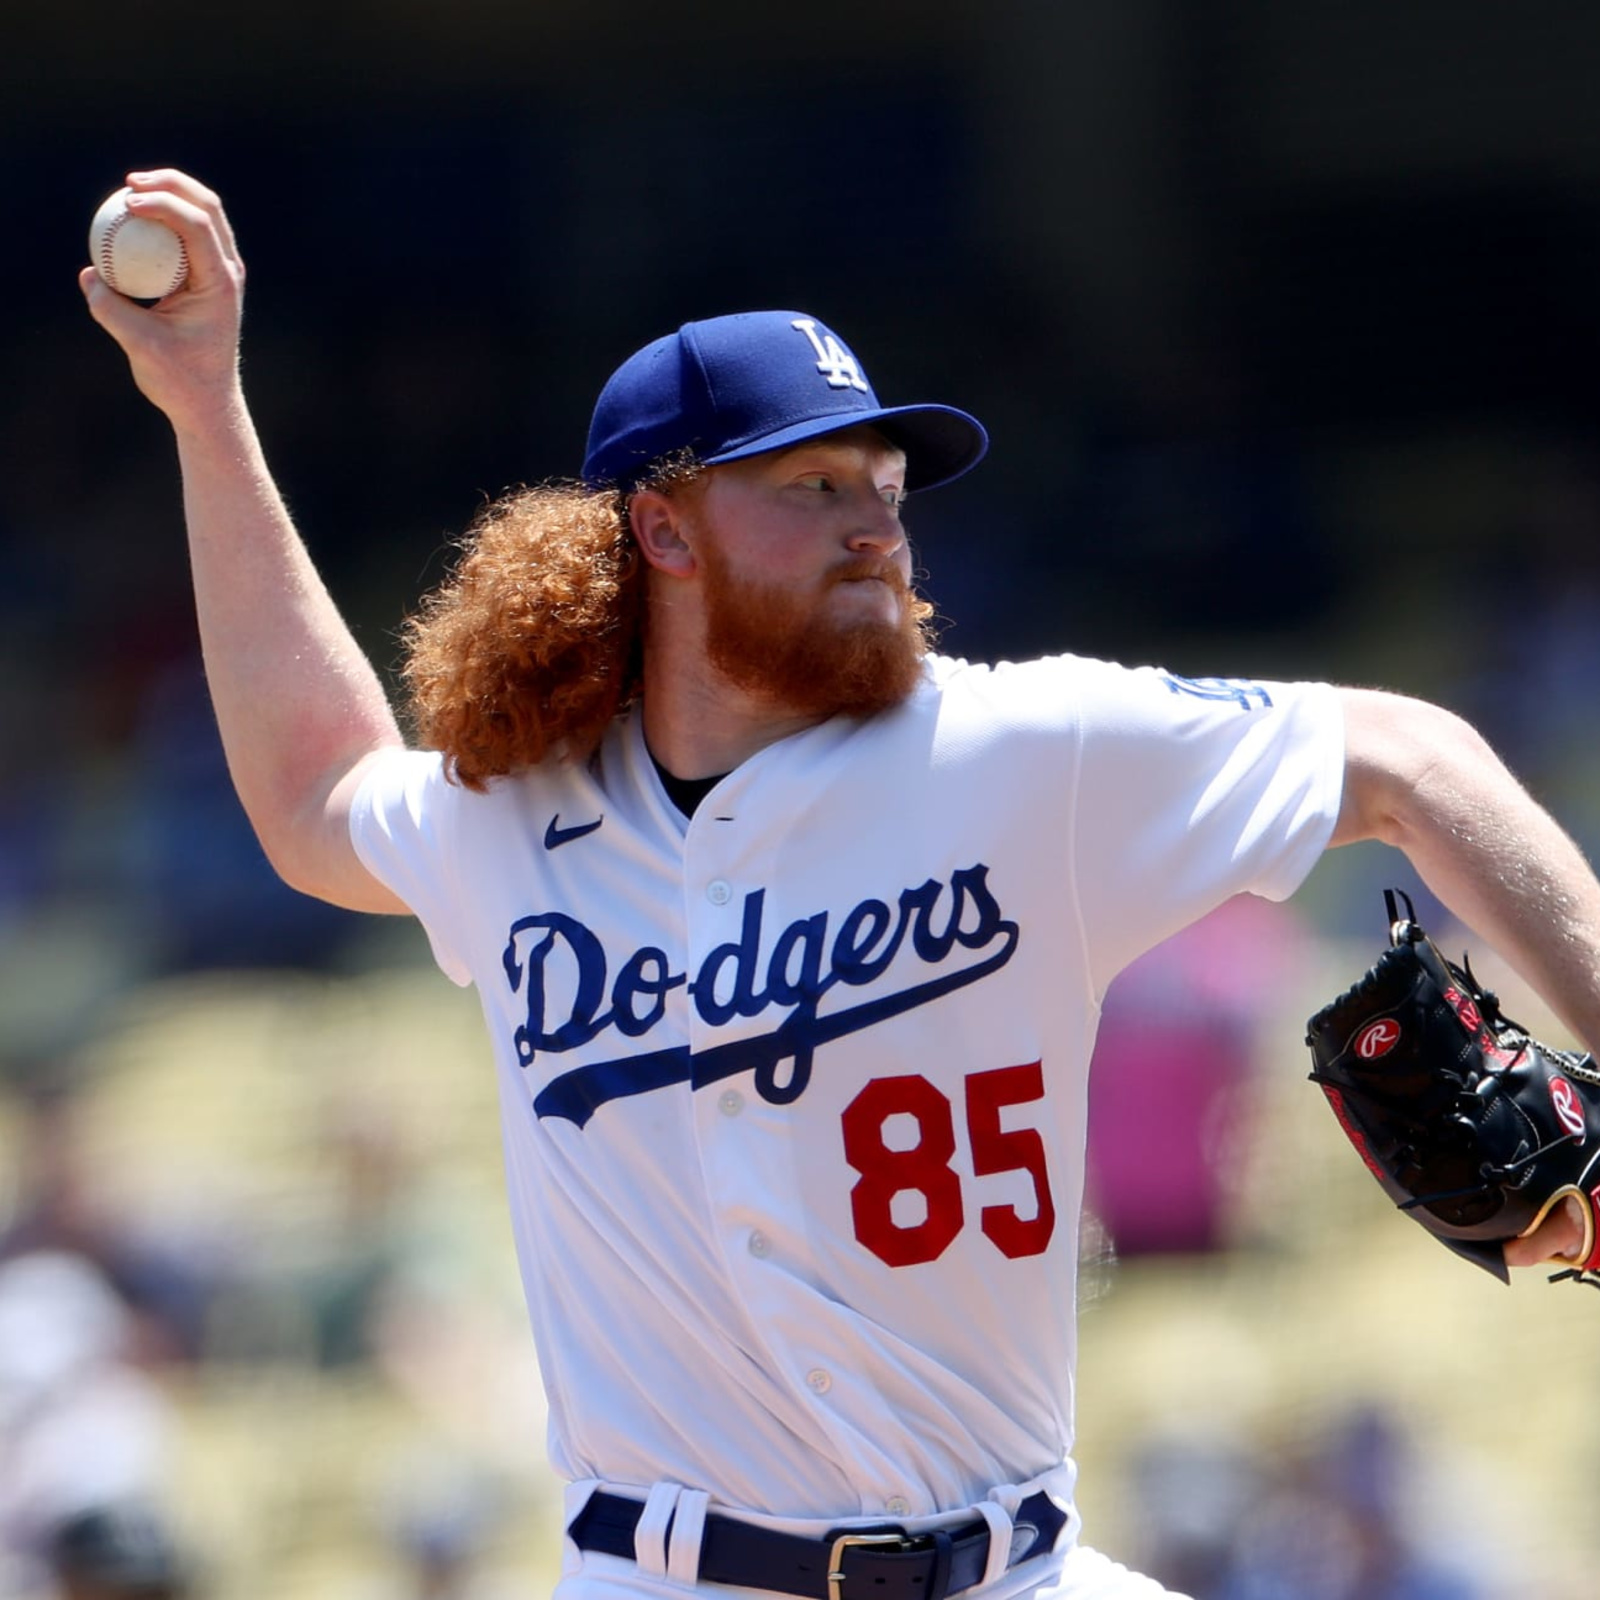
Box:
[582,310,988,493]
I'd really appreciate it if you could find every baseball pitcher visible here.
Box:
[82,170,1600,1600]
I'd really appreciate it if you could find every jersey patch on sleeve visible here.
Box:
[1160,672,1273,712]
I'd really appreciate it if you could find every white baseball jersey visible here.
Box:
[349,652,1342,1564]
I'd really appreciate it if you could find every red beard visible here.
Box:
[699,542,931,719]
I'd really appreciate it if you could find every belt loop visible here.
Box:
[925,1529,955,1600]
[634,1482,682,1578]
[974,1500,1015,1590]
[561,1480,602,1578]
[666,1489,710,1586]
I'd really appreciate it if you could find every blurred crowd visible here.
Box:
[1124,1411,1495,1600]
[5,42,1600,1594]
[0,1015,552,1600]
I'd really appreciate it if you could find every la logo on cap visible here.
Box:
[791,318,869,393]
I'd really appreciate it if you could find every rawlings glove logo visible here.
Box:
[1355,1018,1401,1059]
[1551,1076,1588,1143]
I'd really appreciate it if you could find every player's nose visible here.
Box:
[845,496,906,556]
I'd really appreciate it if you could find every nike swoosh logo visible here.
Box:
[543,814,604,850]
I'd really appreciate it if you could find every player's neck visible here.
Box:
[640,654,825,781]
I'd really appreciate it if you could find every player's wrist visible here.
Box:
[163,374,255,451]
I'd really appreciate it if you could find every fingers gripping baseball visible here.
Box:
[80,169,247,426]
[128,169,242,257]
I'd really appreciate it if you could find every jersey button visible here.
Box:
[805,1368,832,1395]
[885,1497,911,1518]
[748,1230,770,1258]
[707,879,732,906]
[718,1089,744,1116]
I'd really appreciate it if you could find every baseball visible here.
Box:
[88,186,189,301]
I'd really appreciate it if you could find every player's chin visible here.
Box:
[827,577,906,629]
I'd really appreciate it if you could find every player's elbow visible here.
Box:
[235,758,370,910]
[252,749,411,915]
[245,800,329,900]
[253,806,400,915]
[255,823,324,900]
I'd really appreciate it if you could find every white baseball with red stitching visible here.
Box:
[88,186,188,301]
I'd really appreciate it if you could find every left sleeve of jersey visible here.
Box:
[1069,663,1345,991]
[348,748,474,987]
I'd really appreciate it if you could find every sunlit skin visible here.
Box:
[1506,1192,1586,1266]
[629,427,929,780]
[688,427,914,632]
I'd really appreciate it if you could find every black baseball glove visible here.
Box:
[1306,889,1600,1284]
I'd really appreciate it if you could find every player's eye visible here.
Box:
[795,474,833,492]
[880,488,907,513]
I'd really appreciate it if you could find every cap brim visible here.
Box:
[701,402,988,492]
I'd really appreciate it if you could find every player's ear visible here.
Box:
[629,488,697,577]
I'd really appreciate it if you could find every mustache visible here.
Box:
[828,557,909,593]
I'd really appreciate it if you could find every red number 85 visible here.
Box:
[840,1062,1057,1267]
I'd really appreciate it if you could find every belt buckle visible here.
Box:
[827,1532,915,1600]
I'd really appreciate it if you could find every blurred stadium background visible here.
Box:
[4,3,1600,1596]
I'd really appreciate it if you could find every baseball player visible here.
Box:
[83,170,1600,1600]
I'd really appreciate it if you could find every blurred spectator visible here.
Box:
[1129,1408,1493,1600]
[0,1076,230,1365]
[296,1094,423,1369]
[45,1502,192,1600]
[1124,1431,1264,1597]
[1267,1406,1489,1600]
[1086,895,1310,1255]
[356,1456,525,1600]
[0,1252,184,1595]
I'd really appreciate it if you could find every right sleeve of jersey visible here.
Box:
[348,749,474,987]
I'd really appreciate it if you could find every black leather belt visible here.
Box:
[567,1489,1066,1600]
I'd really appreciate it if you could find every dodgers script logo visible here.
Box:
[504,864,1018,1128]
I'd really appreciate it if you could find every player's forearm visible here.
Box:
[1335,687,1600,1052]
[174,393,403,875]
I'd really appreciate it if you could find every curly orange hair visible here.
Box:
[400,481,648,790]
